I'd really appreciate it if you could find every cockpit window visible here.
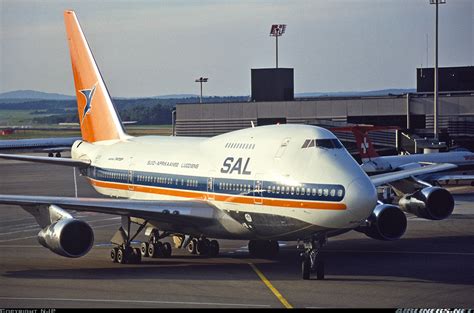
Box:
[315,139,343,149]
[302,138,343,149]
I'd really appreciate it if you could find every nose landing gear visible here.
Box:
[300,236,326,280]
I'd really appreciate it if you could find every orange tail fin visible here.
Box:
[64,10,127,143]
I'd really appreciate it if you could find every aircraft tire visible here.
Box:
[187,239,198,254]
[209,240,219,257]
[130,248,142,264]
[148,242,164,258]
[162,242,172,257]
[110,248,118,263]
[197,239,210,255]
[140,242,149,257]
[117,248,126,264]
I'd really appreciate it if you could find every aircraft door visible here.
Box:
[254,173,263,204]
[207,170,215,200]
[128,157,135,194]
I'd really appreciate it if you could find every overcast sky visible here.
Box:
[0,0,472,97]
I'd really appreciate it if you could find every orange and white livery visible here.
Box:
[0,11,457,280]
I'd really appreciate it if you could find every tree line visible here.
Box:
[0,96,247,125]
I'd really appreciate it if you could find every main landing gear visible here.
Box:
[300,236,326,280]
[109,218,221,264]
[140,229,172,259]
[110,217,147,264]
[186,237,220,257]
[110,246,141,264]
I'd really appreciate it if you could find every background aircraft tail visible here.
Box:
[332,125,399,160]
[64,10,127,143]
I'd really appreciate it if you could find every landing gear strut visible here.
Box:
[300,236,326,280]
[110,217,147,264]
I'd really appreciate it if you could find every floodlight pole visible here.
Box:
[195,77,208,104]
[270,24,286,69]
[276,34,279,68]
[430,0,445,140]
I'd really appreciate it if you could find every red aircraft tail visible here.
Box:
[332,125,399,160]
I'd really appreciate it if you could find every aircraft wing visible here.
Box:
[0,153,90,168]
[0,137,81,154]
[370,163,457,187]
[0,195,218,231]
[421,173,474,183]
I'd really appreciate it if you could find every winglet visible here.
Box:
[64,10,127,143]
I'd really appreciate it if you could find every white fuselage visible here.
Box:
[72,125,377,240]
[361,151,474,173]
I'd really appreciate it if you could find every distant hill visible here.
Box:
[152,94,198,99]
[0,88,417,102]
[296,89,416,98]
[0,90,75,100]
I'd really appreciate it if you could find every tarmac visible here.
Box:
[0,159,473,308]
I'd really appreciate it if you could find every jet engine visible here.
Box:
[38,217,94,258]
[356,204,407,241]
[398,186,454,220]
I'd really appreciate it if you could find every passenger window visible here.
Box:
[312,188,316,196]
[330,189,336,197]
[291,187,295,195]
[323,189,329,196]
[296,187,300,195]
[276,186,280,194]
[318,189,323,196]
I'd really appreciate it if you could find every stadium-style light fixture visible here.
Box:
[270,24,286,68]
[195,77,208,103]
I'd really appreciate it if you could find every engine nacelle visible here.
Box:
[38,218,94,258]
[356,204,407,241]
[398,186,454,220]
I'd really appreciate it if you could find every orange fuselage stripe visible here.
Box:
[89,178,347,211]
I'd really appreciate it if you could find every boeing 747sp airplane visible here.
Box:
[0,11,457,280]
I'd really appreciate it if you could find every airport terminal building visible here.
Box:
[175,66,474,150]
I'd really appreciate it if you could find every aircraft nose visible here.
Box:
[345,176,377,222]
